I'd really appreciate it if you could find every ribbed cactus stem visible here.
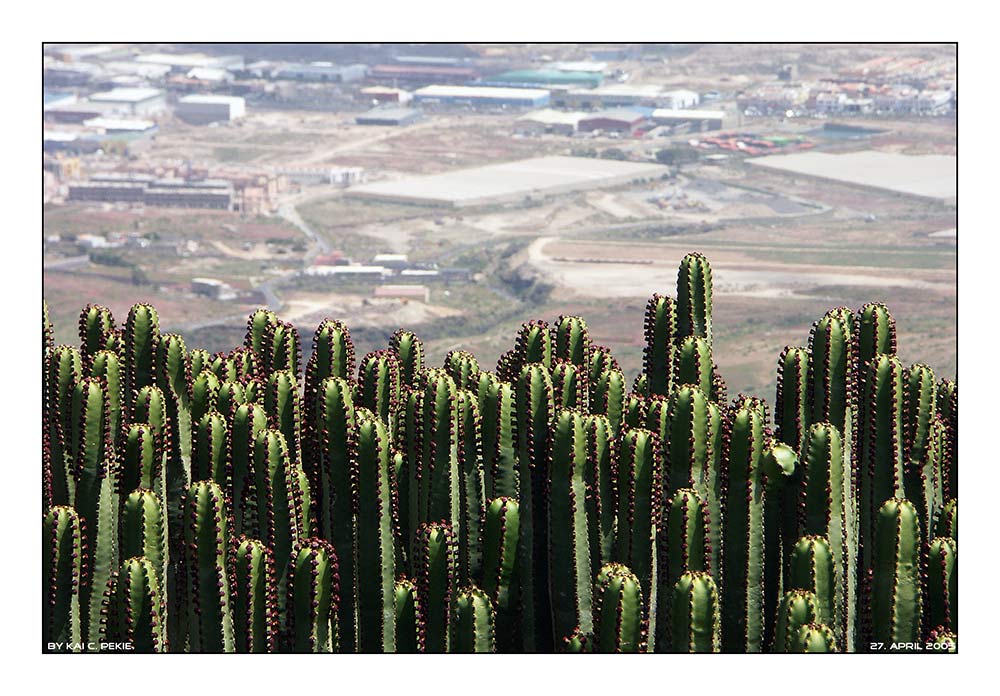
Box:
[514,320,552,372]
[232,537,279,653]
[79,304,117,362]
[264,369,303,471]
[553,315,591,372]
[657,488,707,651]
[285,538,340,653]
[476,372,518,500]
[551,359,587,411]
[354,408,397,653]
[121,489,167,592]
[584,413,617,575]
[788,535,836,633]
[414,521,455,653]
[89,349,123,448]
[124,303,160,414]
[389,329,423,387]
[452,586,495,653]
[642,293,677,397]
[445,349,480,391]
[455,389,485,584]
[858,302,897,370]
[928,628,957,652]
[927,536,957,635]
[359,350,401,426]
[228,402,268,538]
[263,319,301,377]
[790,622,838,652]
[936,379,957,498]
[44,506,85,650]
[549,409,594,641]
[593,563,645,653]
[677,252,713,345]
[46,345,84,506]
[393,577,425,653]
[775,346,810,450]
[614,427,660,626]
[101,557,166,652]
[193,411,228,486]
[482,497,519,651]
[670,570,720,653]
[674,335,715,399]
[253,429,308,586]
[871,498,922,648]
[903,363,937,466]
[936,498,957,541]
[593,366,626,438]
[774,589,819,653]
[588,344,620,405]
[184,480,234,653]
[563,628,593,652]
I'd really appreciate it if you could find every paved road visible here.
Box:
[278,200,331,258]
[44,255,89,271]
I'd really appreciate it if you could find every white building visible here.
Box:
[176,95,246,124]
[278,167,366,187]
[89,87,167,116]
[514,109,587,135]
[663,89,700,109]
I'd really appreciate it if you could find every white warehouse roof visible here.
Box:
[415,85,550,100]
[90,87,164,103]
[652,109,725,120]
[82,117,157,131]
[516,109,586,126]
[179,95,245,106]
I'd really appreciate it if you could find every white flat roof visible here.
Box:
[90,87,164,103]
[577,84,666,97]
[135,52,218,68]
[652,108,725,120]
[83,117,157,131]
[415,84,550,99]
[350,155,667,207]
[548,61,607,73]
[179,94,245,105]
[747,150,956,201]
[516,109,586,125]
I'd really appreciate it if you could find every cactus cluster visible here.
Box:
[41,254,956,653]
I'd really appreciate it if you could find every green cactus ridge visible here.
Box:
[40,255,956,653]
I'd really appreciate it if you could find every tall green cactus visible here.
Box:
[44,506,85,650]
[657,488,707,651]
[773,589,819,653]
[584,413,617,575]
[515,362,554,652]
[936,379,957,498]
[393,577,425,653]
[263,319,301,377]
[670,570,719,653]
[775,346,810,451]
[390,329,423,387]
[614,426,660,624]
[482,497,519,651]
[809,307,856,437]
[192,411,228,486]
[452,586,495,653]
[476,371,518,500]
[592,366,626,438]
[414,521,455,653]
[90,349,123,448]
[642,293,677,397]
[285,538,340,653]
[593,563,645,653]
[720,395,768,653]
[903,363,937,466]
[355,408,396,653]
[513,320,552,372]
[674,335,716,399]
[553,315,591,371]
[232,537,279,653]
[926,536,957,635]
[123,303,160,414]
[871,498,922,648]
[445,349,481,391]
[252,429,308,584]
[419,369,460,530]
[455,389,485,584]
[121,489,167,592]
[78,304,117,362]
[228,402,268,538]
[858,303,896,375]
[358,350,400,426]
[549,409,594,641]
[46,345,84,506]
[677,252,713,345]
[551,359,587,411]
[788,536,836,632]
[102,557,166,652]
[936,498,957,541]
[790,623,838,652]
[303,319,355,492]
[184,480,234,653]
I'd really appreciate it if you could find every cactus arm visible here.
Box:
[252,429,308,591]
[773,590,819,653]
[871,498,922,647]
[264,370,303,472]
[454,390,485,584]
[228,402,268,538]
[584,413,617,576]
[936,498,957,541]
[192,411,229,487]
[121,489,167,598]
[551,359,586,411]
[513,320,552,372]
[184,480,234,653]
[355,408,397,653]
[452,586,495,653]
[676,252,713,345]
[549,410,594,640]
[414,521,455,653]
[393,577,425,652]
[775,346,810,450]
[123,304,159,414]
[642,294,677,397]
[674,336,715,398]
[232,537,279,653]
[926,536,957,635]
[445,349,481,391]
[789,535,836,633]
[614,427,660,624]
[593,367,626,438]
[476,372,518,500]
[46,345,84,506]
[359,350,401,426]
[390,329,423,387]
[43,506,85,650]
[286,538,340,652]
[790,622,838,652]
[593,563,645,653]
[657,488,708,650]
[102,557,166,652]
[671,570,720,653]
[482,497,519,651]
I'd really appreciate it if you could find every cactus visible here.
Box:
[670,570,719,653]
[90,349,123,448]
[123,303,160,414]
[192,411,228,486]
[551,359,587,411]
[592,563,645,653]
[720,395,768,653]
[253,429,308,585]
[788,536,836,632]
[674,335,715,399]
[657,488,707,651]
[184,480,234,652]
[926,536,957,635]
[592,366,626,438]
[482,497,519,651]
[871,499,922,648]
[476,371,518,500]
[659,386,724,578]
[451,586,495,653]
[515,362,554,651]
[414,521,455,653]
[231,537,279,653]
[553,315,591,372]
[623,389,647,430]
[860,354,906,575]
[285,538,340,653]
[904,363,937,466]
[121,489,167,591]
[928,627,957,652]
[642,293,677,397]
[936,498,957,541]
[790,623,838,652]
[358,350,401,426]
[760,439,799,651]
[445,349,480,391]
[46,345,84,506]
[676,252,713,345]
[773,589,819,653]
[614,427,660,625]
[419,369,460,530]
[588,345,620,404]
[563,628,593,653]
[513,320,552,372]
[228,402,268,538]
[79,304,117,363]
[775,346,810,451]
[263,319,301,377]
[102,557,166,652]
[937,379,957,498]
[44,506,85,650]
[549,409,594,641]
[809,307,857,438]
[584,413,617,575]
[354,408,397,652]
[390,329,423,387]
[455,389,486,584]
[393,577,425,653]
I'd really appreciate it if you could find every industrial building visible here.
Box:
[355,106,422,126]
[651,108,728,131]
[82,117,159,136]
[359,86,413,104]
[272,62,367,83]
[369,64,480,85]
[413,85,550,108]
[278,167,366,187]
[349,155,667,207]
[557,85,699,110]
[578,109,648,134]
[192,278,237,300]
[45,100,119,123]
[135,52,244,72]
[483,69,603,89]
[89,87,167,116]
[514,109,586,135]
[176,95,246,124]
